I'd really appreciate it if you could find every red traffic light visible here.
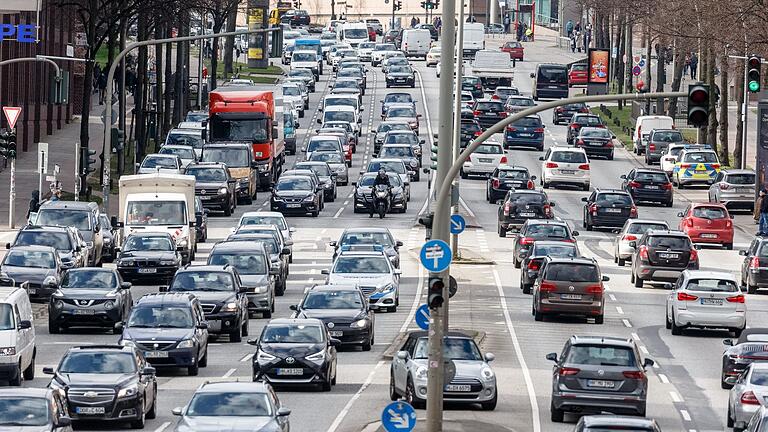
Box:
[690,88,708,104]
[749,56,761,70]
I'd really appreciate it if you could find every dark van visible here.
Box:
[531,64,569,100]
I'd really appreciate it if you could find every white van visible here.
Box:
[401,29,431,58]
[463,22,486,57]
[633,115,674,155]
[339,22,369,47]
[0,287,35,385]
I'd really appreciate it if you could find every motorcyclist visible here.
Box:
[370,169,392,218]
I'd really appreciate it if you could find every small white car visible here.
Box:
[461,142,507,178]
[322,249,401,311]
[137,153,185,175]
[282,83,307,117]
[357,41,376,61]
[727,362,768,430]
[614,219,670,266]
[665,270,746,337]
[539,147,591,190]
[158,144,198,167]
[426,47,441,67]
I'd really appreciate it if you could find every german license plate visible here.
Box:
[518,133,533,137]
[277,368,304,375]
[587,380,615,388]
[739,188,753,193]
[604,208,622,213]
[28,288,36,294]
[645,185,659,189]
[445,384,471,392]
[329,330,343,337]
[701,233,718,238]
[588,141,602,146]
[73,309,95,315]
[479,158,493,163]
[76,406,106,415]
[701,298,723,306]
[560,169,575,175]
[658,252,679,259]
[519,212,536,217]
[138,268,157,274]
[286,204,301,208]
[561,294,582,300]
[200,195,211,200]
[145,351,169,358]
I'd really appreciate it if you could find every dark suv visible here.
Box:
[552,102,589,125]
[497,190,555,237]
[186,162,236,216]
[119,292,209,376]
[546,336,653,421]
[621,168,673,207]
[208,241,277,318]
[581,189,637,231]
[486,165,536,203]
[532,257,608,323]
[504,115,545,150]
[43,345,157,428]
[162,265,249,342]
[9,225,87,270]
[645,129,684,165]
[630,230,699,287]
[740,236,768,294]
[520,241,580,294]
[459,119,482,148]
[472,100,507,129]
[512,220,578,268]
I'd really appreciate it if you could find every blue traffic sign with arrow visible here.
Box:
[381,401,417,432]
[419,239,451,272]
[450,214,466,234]
[415,304,430,330]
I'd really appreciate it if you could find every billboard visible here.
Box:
[588,48,609,84]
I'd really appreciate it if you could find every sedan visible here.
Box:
[323,250,401,310]
[621,168,674,207]
[461,142,507,178]
[512,220,579,268]
[501,41,524,60]
[567,114,605,145]
[271,176,323,217]
[380,92,416,119]
[552,102,590,125]
[472,100,507,129]
[372,121,413,153]
[308,151,349,186]
[158,145,197,167]
[504,115,545,150]
[582,189,637,231]
[666,270,745,337]
[385,65,416,88]
[574,416,661,432]
[384,104,420,134]
[425,47,440,66]
[727,362,768,431]
[613,219,670,267]
[1,245,62,301]
[520,241,579,294]
[504,95,536,115]
[379,144,420,181]
[574,127,616,160]
[677,203,734,249]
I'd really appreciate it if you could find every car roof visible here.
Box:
[176,265,233,274]
[125,231,174,239]
[626,219,668,225]
[211,240,267,253]
[550,146,587,153]
[338,250,387,258]
[580,415,658,428]
[594,188,630,194]
[681,269,737,281]
[644,229,688,237]
[39,201,96,210]
[497,164,528,171]
[545,256,597,265]
[722,169,755,174]
[135,292,198,306]
[20,225,71,233]
[525,219,568,226]
[267,317,324,326]
[408,330,471,339]
[737,328,768,344]
[188,162,227,169]
[6,245,56,253]
[634,168,667,174]
[342,227,391,234]
[0,387,54,399]
[570,335,635,348]
[308,284,361,293]
[197,381,271,394]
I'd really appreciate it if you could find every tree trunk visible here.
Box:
[719,53,729,166]
[163,23,173,138]
[223,6,237,77]
[154,21,164,149]
[707,48,718,151]
[667,41,685,118]
[735,56,745,168]
[135,11,148,165]
[79,0,98,196]
[623,20,633,109]
[615,15,625,106]
[211,21,223,90]
[173,12,186,125]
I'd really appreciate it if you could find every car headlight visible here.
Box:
[0,347,15,356]
[117,383,139,399]
[306,350,326,363]
[218,187,228,195]
[303,195,315,202]
[223,302,239,312]
[379,283,395,293]
[415,366,428,380]
[52,290,64,298]
[53,300,64,310]
[252,286,268,294]
[103,301,115,310]
[120,339,135,347]
[257,350,276,363]
[352,319,369,328]
[239,177,250,185]
[481,367,495,380]
[177,339,194,349]
[409,160,419,168]
[160,260,177,266]
[272,195,284,202]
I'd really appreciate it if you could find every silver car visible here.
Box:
[390,331,497,410]
[158,144,198,167]
[709,169,756,210]
[613,219,670,266]
[727,362,768,430]
[309,151,349,186]
[237,211,295,263]
[323,249,400,308]
[137,153,185,175]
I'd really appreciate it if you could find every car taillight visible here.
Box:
[500,156,508,164]
[686,219,693,228]
[726,219,732,228]
[544,204,552,216]
[628,181,641,188]
[623,234,638,241]
[589,204,598,215]
[527,180,535,189]
[492,94,500,100]
[639,245,649,260]
[712,163,721,169]
[727,294,745,303]
[751,256,760,269]
[595,124,606,128]
[648,143,656,151]
[492,179,500,188]
[622,370,646,379]
[578,164,590,170]
[741,391,761,405]
[690,248,699,262]
[677,292,699,301]
[556,107,564,113]
[506,126,517,132]
[558,367,580,376]
[520,237,535,245]
[586,284,603,294]
[606,141,614,148]
[581,108,589,113]
[474,110,482,116]
[576,139,585,147]
[662,182,673,190]
[719,182,730,190]
[534,128,544,133]
[499,111,508,118]
[570,124,579,129]
[545,162,559,168]
[630,206,638,217]
[540,281,558,292]
[527,261,540,271]
[503,202,511,216]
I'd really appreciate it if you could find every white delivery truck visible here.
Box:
[470,50,515,89]
[463,22,486,57]
[401,28,432,58]
[339,22,370,47]
[114,173,197,264]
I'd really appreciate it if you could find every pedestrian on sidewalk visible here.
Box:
[689,52,698,80]
[93,64,102,95]
[683,53,690,77]
[565,19,573,37]
[516,21,523,41]
[503,15,510,34]
[758,188,768,236]
[570,33,577,53]
[98,67,108,105]
[755,190,764,225]
[26,191,40,221]
[575,21,581,33]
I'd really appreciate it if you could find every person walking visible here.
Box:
[689,52,698,80]
[97,67,108,105]
[574,21,581,33]
[566,19,574,37]
[503,15,511,34]
[570,33,577,53]
[683,53,691,77]
[755,189,764,226]
[759,188,768,236]
[26,190,40,221]
[411,16,417,28]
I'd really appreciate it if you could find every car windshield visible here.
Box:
[376,44,396,51]
[3,250,55,268]
[59,352,137,374]
[240,215,287,229]
[333,256,390,273]
[359,42,376,49]
[202,148,249,167]
[495,88,518,97]
[476,144,503,154]
[333,80,359,89]
[751,370,768,385]
[368,161,406,174]
[388,108,415,118]
[326,98,356,108]
[0,398,49,426]
[289,69,313,78]
[414,337,482,360]
[170,271,234,292]
[727,173,755,185]
[303,290,363,309]
[381,146,414,158]
[341,231,393,246]
[508,193,545,204]
[142,156,177,169]
[293,52,316,62]
[385,133,417,144]
[652,131,683,142]
[37,209,91,230]
[551,151,587,163]
[311,152,344,164]
[596,193,632,205]
[538,66,567,82]
[209,252,267,275]
[187,392,271,417]
[566,345,636,367]
[476,102,503,111]
[210,116,269,143]
[359,174,400,186]
[581,128,611,138]
[261,324,324,343]
[574,116,602,126]
[345,28,368,38]
[126,201,187,226]
[686,278,738,293]
[627,223,668,234]
[338,69,361,77]
[526,224,569,239]
[61,270,116,289]
[461,122,481,134]
[545,263,599,282]
[669,147,685,157]
[159,146,196,160]
[647,236,690,249]
[635,171,669,182]
[388,66,411,74]
[297,163,331,176]
[166,133,203,148]
[692,206,727,219]
[385,94,413,104]
[308,139,340,152]
[283,86,301,96]
[498,170,528,180]
[186,112,207,122]
[13,231,71,251]
[0,304,15,331]
[532,244,577,258]
[682,152,718,163]
[188,167,228,182]
[124,235,173,252]
[511,117,540,127]
[324,111,355,122]
[276,178,313,191]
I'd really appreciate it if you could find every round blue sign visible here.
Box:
[381,401,417,432]
[419,239,451,273]
[415,304,430,330]
[450,214,466,235]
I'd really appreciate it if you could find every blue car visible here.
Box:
[504,115,545,150]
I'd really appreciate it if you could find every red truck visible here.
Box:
[208,87,285,190]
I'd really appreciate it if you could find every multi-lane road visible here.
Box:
[3,36,763,432]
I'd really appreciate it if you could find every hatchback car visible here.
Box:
[566,114,605,145]
[645,129,684,165]
[1,245,62,300]
[552,102,590,125]
[380,144,421,180]
[497,190,554,237]
[709,169,756,210]
[512,220,579,268]
[486,165,536,203]
[385,65,415,88]
[540,147,591,191]
[295,161,338,201]
[380,130,423,162]
[186,163,236,216]
[740,236,768,294]
[459,119,483,148]
[504,115,545,150]
[372,121,412,151]
[722,328,768,389]
[533,257,608,323]
[0,388,74,431]
[582,189,637,231]
[472,99,507,129]
[574,415,661,432]
[380,92,416,118]
[9,225,87,270]
[567,63,588,86]
[677,203,734,249]
[158,145,197,167]
[621,168,674,207]
[324,248,401,310]
[661,143,711,176]
[630,230,700,287]
[384,104,420,134]
[137,153,185,175]
[574,127,615,160]
[501,41,524,60]
[329,227,403,268]
[271,175,323,217]
[390,331,497,410]
[491,86,520,102]
[666,270,745,336]
[520,241,579,294]
[727,362,768,431]
[672,149,721,188]
[546,336,653,421]
[461,142,507,178]
[208,241,276,318]
[613,219,670,267]
[504,95,536,115]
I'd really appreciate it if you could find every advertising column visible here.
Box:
[587,48,609,95]
[247,0,269,68]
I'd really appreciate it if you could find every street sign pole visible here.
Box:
[8,156,15,229]
[451,0,465,261]
[74,142,80,201]
[3,107,21,229]
[37,142,49,203]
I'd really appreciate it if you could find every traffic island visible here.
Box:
[359,417,519,432]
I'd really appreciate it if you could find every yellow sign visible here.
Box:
[250,9,264,28]
[249,47,264,60]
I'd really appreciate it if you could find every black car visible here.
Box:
[574,127,615,159]
[385,65,415,88]
[621,168,673,207]
[115,232,181,285]
[9,225,87,270]
[225,232,289,296]
[283,9,310,26]
[461,76,484,98]
[503,115,545,150]
[194,197,209,243]
[291,285,376,350]
[119,292,209,376]
[98,215,117,263]
[487,165,536,203]
[383,28,403,46]
[162,266,249,342]
[567,114,605,145]
[44,345,157,428]
[460,119,482,148]
[186,163,236,216]
[472,100,507,129]
[248,318,339,391]
[722,328,768,389]
[630,230,699,287]
[512,220,579,268]
[271,175,323,217]
[353,172,408,213]
[520,241,580,294]
[48,268,132,334]
[552,102,589,124]
[296,161,338,202]
[0,245,63,300]
[740,236,768,294]
[497,190,554,237]
[645,129,684,165]
[582,189,637,231]
[208,241,277,318]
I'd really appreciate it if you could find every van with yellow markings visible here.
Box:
[672,149,721,189]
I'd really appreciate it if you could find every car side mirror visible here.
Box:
[620,174,627,179]
[740,250,748,256]
[396,351,408,360]
[17,320,31,330]
[317,118,322,124]
[282,247,291,255]
[247,338,259,346]
[295,122,301,128]
[420,139,425,144]
[141,366,156,375]
[628,241,637,248]
[289,304,298,311]
[43,367,54,375]
[422,168,429,174]
[172,407,183,416]
[396,240,403,247]
[114,322,124,332]
[723,339,734,346]
[643,358,655,368]
[545,353,557,362]
[693,244,701,250]
[663,282,673,289]
[277,407,292,417]
[677,212,684,217]
[57,416,73,427]
[321,269,329,275]
[572,231,579,237]
[433,133,438,139]
[581,197,588,202]
[250,161,259,169]
[484,352,495,362]
[4,243,9,250]
[549,202,556,207]
[176,246,184,252]
[601,276,610,282]
[529,72,535,78]
[196,322,209,330]
[538,156,545,161]
[329,338,342,347]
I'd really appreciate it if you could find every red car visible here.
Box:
[367,26,377,41]
[678,203,734,249]
[568,64,588,86]
[501,41,524,61]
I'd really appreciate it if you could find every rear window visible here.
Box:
[726,173,755,185]
[538,66,567,82]
[498,170,528,180]
[647,236,690,249]
[544,263,599,282]
[476,144,503,154]
[575,116,602,126]
[682,151,718,163]
[651,131,683,142]
[685,278,738,292]
[461,122,481,133]
[526,224,568,238]
[751,370,768,385]
[692,206,728,219]
[635,172,669,182]
[508,193,545,204]
[566,345,636,367]
[563,103,587,110]
[476,102,504,111]
[512,117,541,127]
[551,151,587,164]
[507,98,535,107]
[532,244,577,258]
[596,193,632,205]
[581,128,610,138]
[627,223,668,235]
[570,64,587,71]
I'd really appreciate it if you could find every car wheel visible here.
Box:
[522,284,531,295]
[734,326,745,338]
[23,353,35,381]
[242,318,249,337]
[198,348,208,367]
[728,404,734,428]
[48,317,60,335]
[725,243,734,250]
[321,378,332,392]
[633,272,643,288]
[665,311,672,329]
[550,401,564,422]
[534,305,544,322]
[389,370,399,400]
[514,256,520,269]
[748,284,758,294]
[362,338,372,351]
[224,199,232,217]
[188,357,199,376]
[582,183,590,191]
[406,378,425,409]
[146,387,158,420]
[618,257,625,267]
[665,200,673,207]
[608,151,614,160]
[230,326,242,343]
[129,407,145,429]
[481,391,497,410]
[670,312,682,335]
[312,210,319,217]
[594,314,604,324]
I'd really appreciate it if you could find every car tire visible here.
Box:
[514,257,521,269]
[633,273,643,288]
[188,358,199,376]
[312,211,319,217]
[146,388,157,419]
[608,151,614,160]
[582,183,590,191]
[734,327,745,338]
[242,319,249,337]
[224,199,232,217]
[406,378,425,409]
[722,372,734,389]
[665,200,673,207]
[48,317,60,335]
[230,327,242,343]
[665,312,672,329]
[550,402,564,422]
[725,243,734,250]
[129,407,145,429]
[534,306,544,322]
[389,370,399,400]
[522,284,531,295]
[362,338,372,351]
[594,314,604,324]
[748,284,758,294]
[321,379,332,392]
[481,392,497,410]
[671,312,682,335]
[498,223,506,238]
[23,353,35,381]
[617,257,625,267]
[728,404,734,428]
[198,348,208,367]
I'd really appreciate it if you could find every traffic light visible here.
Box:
[434,0,439,7]
[111,128,124,152]
[429,143,438,170]
[82,148,97,175]
[0,130,17,159]
[7,131,16,159]
[428,277,444,309]
[394,0,402,11]
[687,84,709,128]
[748,56,761,93]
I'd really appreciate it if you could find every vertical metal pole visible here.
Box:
[451,1,465,260]
[743,55,749,169]
[74,142,80,201]
[8,158,15,229]
[198,10,205,110]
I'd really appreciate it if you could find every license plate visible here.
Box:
[479,158,493,163]
[73,309,95,315]
[739,188,753,193]
[329,330,343,337]
[200,195,211,200]
[277,368,304,375]
[645,185,660,189]
[604,208,622,213]
[701,233,718,238]
[518,133,533,137]
[658,253,679,259]
[588,141,603,146]
[28,288,36,294]
[519,212,536,217]
[445,384,471,392]
[561,294,582,300]
[587,380,615,388]
[286,203,301,208]
[76,406,106,415]
[560,170,575,175]
[701,298,724,306]
[138,268,157,274]
[145,351,169,358]
[548,85,559,89]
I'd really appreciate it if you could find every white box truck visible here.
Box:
[463,22,486,57]
[470,50,515,89]
[114,173,197,264]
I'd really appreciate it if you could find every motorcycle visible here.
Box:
[371,184,391,219]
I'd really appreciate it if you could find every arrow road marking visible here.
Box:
[386,408,410,429]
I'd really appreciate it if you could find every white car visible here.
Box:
[371,43,397,66]
[237,211,295,261]
[461,142,507,178]
[661,143,712,176]
[539,147,591,190]
[291,50,322,79]
[613,219,670,266]
[727,362,768,430]
[320,105,361,137]
[158,144,197,167]
[327,43,352,66]
[426,47,441,67]
[322,249,401,311]
[357,41,376,61]
[137,153,185,175]
[282,83,307,116]
[665,270,746,336]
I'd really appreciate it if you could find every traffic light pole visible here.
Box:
[451,1,465,260]
[8,153,15,229]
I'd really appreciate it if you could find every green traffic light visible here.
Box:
[749,81,760,92]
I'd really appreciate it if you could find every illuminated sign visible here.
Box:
[0,24,37,42]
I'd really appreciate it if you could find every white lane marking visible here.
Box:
[670,391,683,402]
[639,345,649,355]
[458,197,476,218]
[343,200,349,205]
[333,207,344,218]
[615,306,624,315]
[325,360,385,432]
[400,264,426,333]
[622,319,632,328]
[680,409,691,421]
[240,353,253,362]
[321,229,327,234]
[492,268,540,432]
[658,373,670,384]
[223,368,236,378]
[154,422,171,432]
[608,293,617,301]
[631,332,640,340]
